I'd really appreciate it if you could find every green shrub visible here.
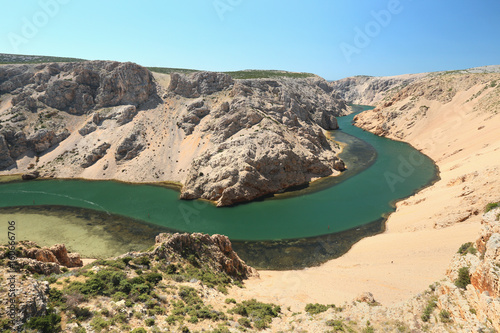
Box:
[178,286,202,306]
[305,303,331,315]
[439,309,452,323]
[24,310,61,333]
[144,272,163,284]
[421,297,438,322]
[90,316,109,333]
[225,298,237,304]
[455,267,471,289]
[112,291,127,301]
[457,242,477,255]
[230,299,280,329]
[485,202,499,213]
[132,256,151,266]
[73,306,92,321]
[145,318,155,326]
[165,314,182,325]
[164,264,177,274]
[238,317,252,328]
[121,257,133,265]
[46,276,58,284]
[48,288,64,307]
[326,319,345,330]
[130,329,147,333]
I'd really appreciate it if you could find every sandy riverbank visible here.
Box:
[229,77,500,311]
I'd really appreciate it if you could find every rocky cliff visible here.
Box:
[330,73,427,105]
[0,61,348,206]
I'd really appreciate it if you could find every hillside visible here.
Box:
[0,60,347,206]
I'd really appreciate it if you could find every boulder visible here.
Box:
[22,170,40,180]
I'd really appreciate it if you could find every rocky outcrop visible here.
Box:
[81,142,111,168]
[0,61,155,114]
[168,72,234,98]
[0,241,83,269]
[0,135,15,169]
[154,233,257,279]
[330,73,427,106]
[0,272,50,331]
[174,74,348,206]
[115,127,144,161]
[27,128,70,153]
[0,61,156,166]
[470,208,500,298]
[21,170,40,180]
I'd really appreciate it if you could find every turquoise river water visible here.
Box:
[0,106,438,268]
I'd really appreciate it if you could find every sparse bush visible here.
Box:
[90,316,109,333]
[73,306,92,321]
[457,242,477,255]
[238,317,252,328]
[230,299,280,330]
[132,256,151,267]
[24,309,61,333]
[326,319,345,331]
[485,202,499,213]
[305,303,334,315]
[439,309,452,323]
[455,267,471,289]
[130,329,147,333]
[421,297,438,322]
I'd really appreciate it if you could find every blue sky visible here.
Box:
[1,0,499,80]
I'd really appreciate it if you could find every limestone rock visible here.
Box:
[470,209,500,298]
[21,170,40,180]
[168,72,234,98]
[330,73,427,105]
[81,142,111,168]
[4,241,83,269]
[154,232,257,279]
[49,243,83,267]
[78,121,97,136]
[0,135,15,169]
[356,292,377,304]
[94,105,138,126]
[115,128,144,161]
[0,273,50,331]
[27,128,70,153]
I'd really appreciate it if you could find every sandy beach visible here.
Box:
[229,81,500,310]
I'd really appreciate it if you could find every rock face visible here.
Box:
[0,61,155,114]
[470,208,500,298]
[0,62,349,206]
[0,240,83,269]
[0,61,155,161]
[168,72,235,98]
[154,233,257,279]
[0,272,50,331]
[81,142,111,168]
[330,73,427,106]
[174,74,348,206]
[0,134,15,169]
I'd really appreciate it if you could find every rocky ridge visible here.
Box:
[330,72,427,105]
[0,61,348,206]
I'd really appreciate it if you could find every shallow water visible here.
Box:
[0,106,438,268]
